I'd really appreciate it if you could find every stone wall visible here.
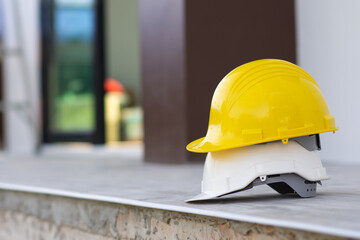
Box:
[0,190,353,240]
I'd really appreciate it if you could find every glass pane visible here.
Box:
[48,0,95,133]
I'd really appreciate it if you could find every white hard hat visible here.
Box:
[187,139,329,202]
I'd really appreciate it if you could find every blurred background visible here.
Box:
[1,0,143,154]
[0,0,358,163]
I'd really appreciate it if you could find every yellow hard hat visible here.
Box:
[187,59,338,153]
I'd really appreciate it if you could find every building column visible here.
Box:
[140,0,296,163]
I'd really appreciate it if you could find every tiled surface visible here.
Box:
[0,154,359,238]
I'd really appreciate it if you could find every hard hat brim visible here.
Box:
[186,137,206,152]
[186,192,218,202]
[186,128,338,153]
[186,137,242,153]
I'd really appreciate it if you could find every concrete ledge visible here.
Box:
[0,190,351,240]
[0,156,359,239]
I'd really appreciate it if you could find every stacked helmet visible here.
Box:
[186,59,337,202]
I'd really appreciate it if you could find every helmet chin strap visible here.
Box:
[218,173,321,199]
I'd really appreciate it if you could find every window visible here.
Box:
[42,0,105,143]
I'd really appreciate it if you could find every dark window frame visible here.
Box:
[41,0,105,144]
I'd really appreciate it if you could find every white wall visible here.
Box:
[2,0,40,154]
[296,0,360,163]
